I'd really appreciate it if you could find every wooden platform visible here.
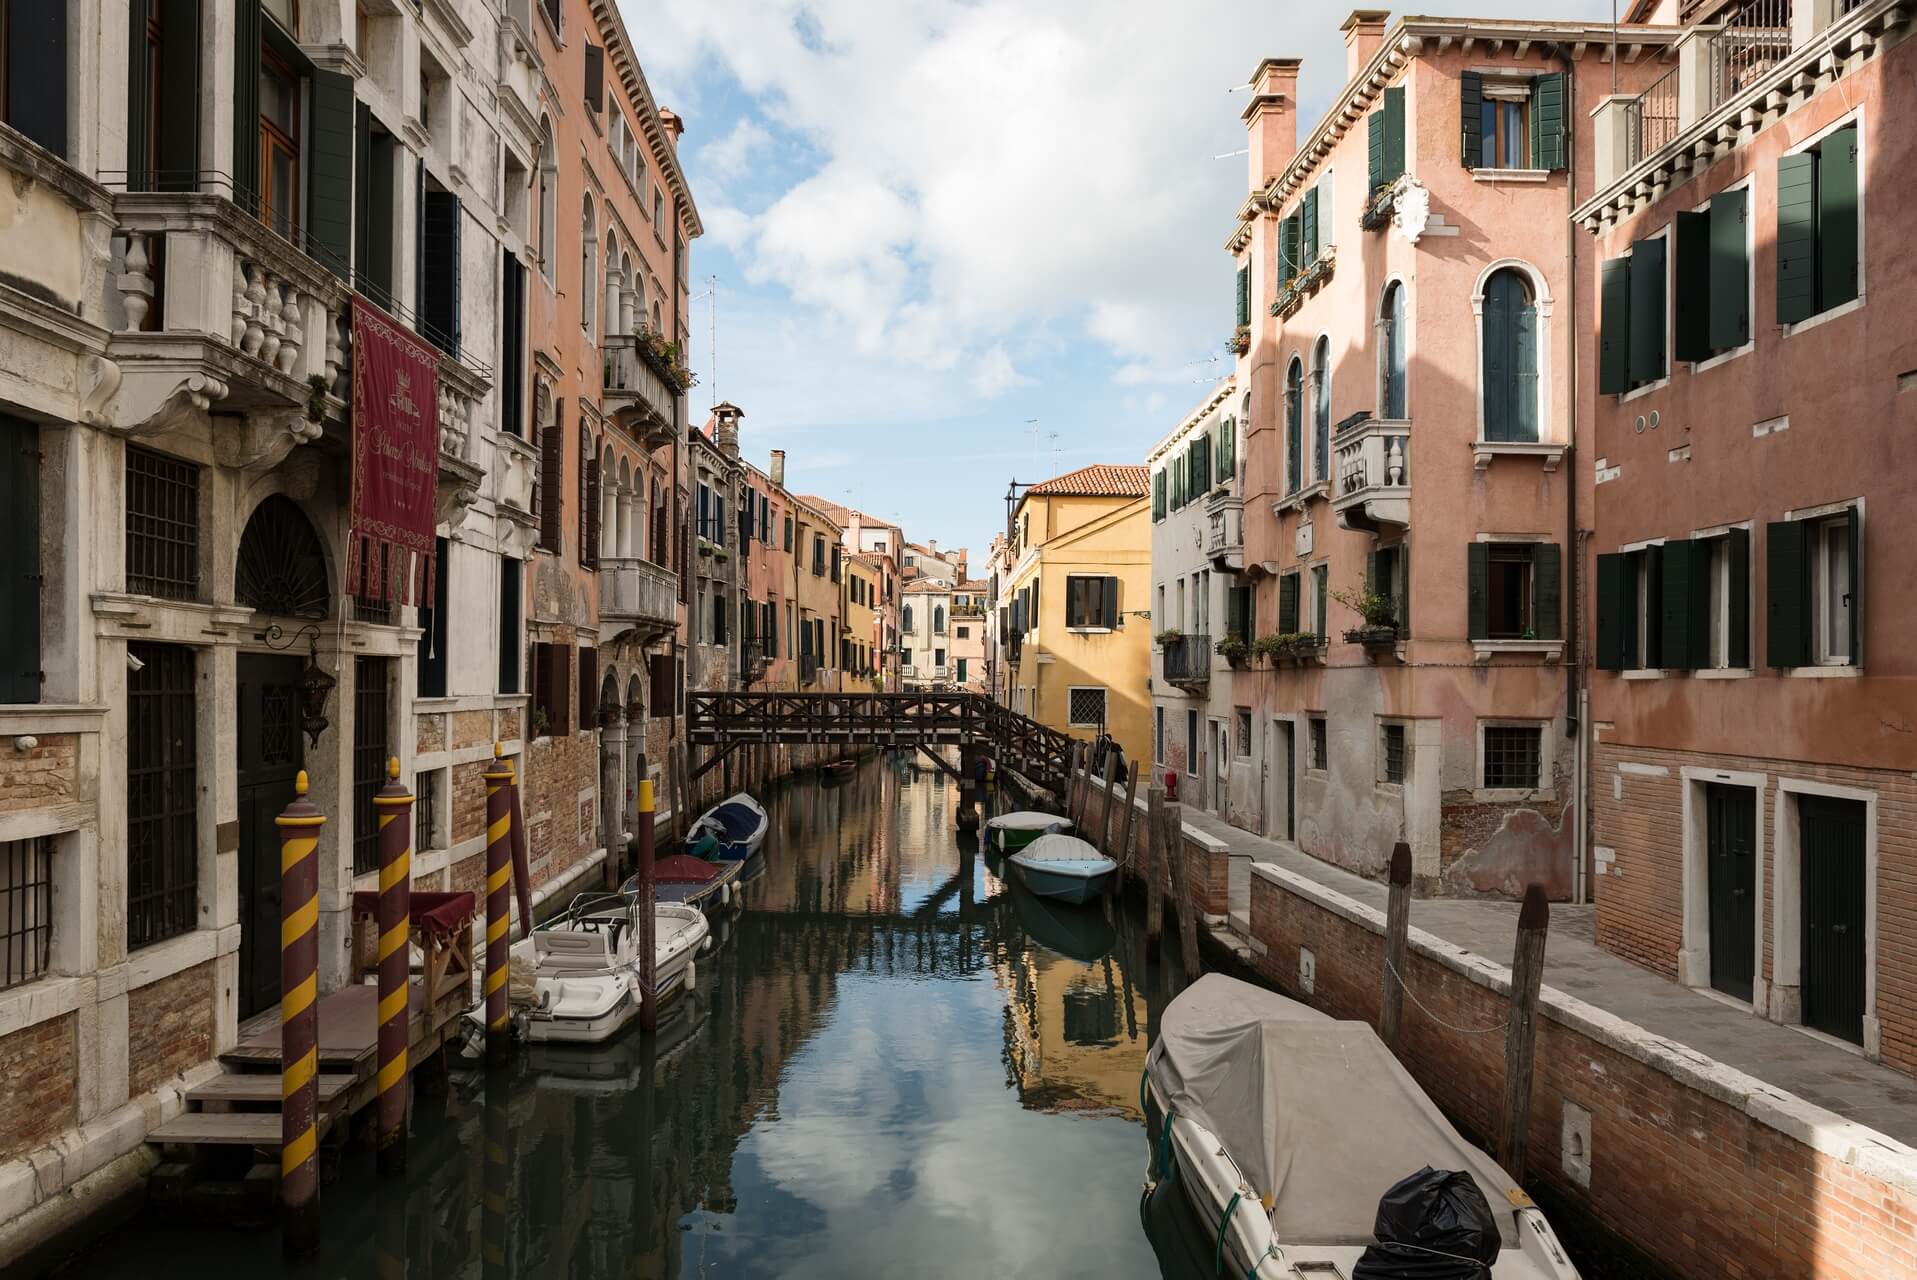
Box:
[147,1113,289,1147]
[184,1072,356,1105]
[222,976,461,1071]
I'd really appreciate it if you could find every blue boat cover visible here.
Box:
[706,802,759,842]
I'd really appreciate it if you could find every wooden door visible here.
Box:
[1800,795,1866,1044]
[1705,783,1756,1002]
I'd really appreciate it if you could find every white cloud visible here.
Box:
[698,117,772,180]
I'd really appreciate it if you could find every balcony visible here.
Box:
[1161,634,1212,695]
[1205,491,1244,571]
[602,333,679,448]
[1332,418,1410,533]
[598,556,678,641]
[800,653,822,686]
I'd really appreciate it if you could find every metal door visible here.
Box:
[1800,795,1866,1044]
[236,653,305,1019]
[1705,783,1756,1002]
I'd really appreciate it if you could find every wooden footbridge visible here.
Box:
[686,692,1076,792]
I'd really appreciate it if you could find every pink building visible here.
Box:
[1228,12,1672,896]
[1578,0,1917,1070]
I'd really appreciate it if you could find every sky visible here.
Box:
[629,0,1620,561]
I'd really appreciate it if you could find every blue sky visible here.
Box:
[630,1,1617,560]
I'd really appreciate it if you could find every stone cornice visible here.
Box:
[587,0,704,241]
[1147,379,1238,464]
[0,125,115,217]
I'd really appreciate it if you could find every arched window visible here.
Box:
[933,605,945,634]
[537,118,556,284]
[903,604,914,633]
[603,229,621,337]
[650,299,661,331]
[581,197,597,339]
[1380,281,1407,419]
[620,252,635,334]
[1311,335,1331,485]
[631,268,647,332]
[237,495,330,619]
[1284,357,1304,495]
[1481,268,1538,442]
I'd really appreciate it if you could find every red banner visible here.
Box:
[349,295,440,605]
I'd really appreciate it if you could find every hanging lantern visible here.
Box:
[300,654,338,747]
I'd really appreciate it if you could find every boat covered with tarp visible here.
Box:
[622,854,742,913]
[1007,833,1116,904]
[985,810,1071,852]
[688,793,769,860]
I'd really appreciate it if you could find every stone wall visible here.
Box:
[520,730,599,891]
[0,1013,75,1163]
[126,962,215,1097]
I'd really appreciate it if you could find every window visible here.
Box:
[653,189,664,233]
[1367,86,1405,192]
[710,593,728,645]
[531,642,571,736]
[1480,269,1539,442]
[258,49,301,240]
[1482,95,1528,168]
[1368,544,1407,631]
[1235,263,1250,329]
[1311,336,1330,483]
[125,444,201,601]
[1598,235,1668,394]
[0,836,52,990]
[537,118,556,282]
[1777,126,1859,326]
[1065,575,1117,629]
[352,657,391,875]
[497,556,522,693]
[1599,530,1756,673]
[128,0,200,193]
[499,252,527,435]
[812,535,826,576]
[1468,543,1560,642]
[1151,467,1167,522]
[1482,725,1542,790]
[417,537,450,697]
[1311,564,1328,637]
[1155,706,1165,764]
[1235,709,1251,757]
[580,198,597,338]
[128,642,197,949]
[1308,716,1327,771]
[1380,282,1407,418]
[1461,73,1563,171]
[1284,358,1303,494]
[415,768,442,854]
[417,174,461,356]
[1674,187,1750,361]
[1757,510,1860,670]
[1380,722,1407,785]
[934,647,946,667]
[1,0,67,158]
[1277,572,1300,635]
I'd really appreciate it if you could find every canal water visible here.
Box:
[53,754,1184,1278]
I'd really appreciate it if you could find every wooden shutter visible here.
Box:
[1459,72,1482,169]
[1278,574,1298,635]
[7,1,67,157]
[500,252,525,436]
[578,646,598,731]
[362,131,397,310]
[1531,72,1566,171]
[1466,542,1489,640]
[1217,417,1234,482]
[1280,214,1300,282]
[354,103,371,276]
[1235,265,1250,328]
[309,70,356,279]
[583,454,600,569]
[1368,103,1386,193]
[1709,188,1749,351]
[1776,150,1818,325]
[0,417,40,702]
[1673,211,1712,363]
[584,43,605,113]
[1483,278,1511,441]
[1727,527,1751,669]
[1594,553,1624,671]
[1766,521,1809,668]
[1627,238,1666,385]
[1151,469,1165,521]
[231,0,261,211]
[1195,433,1210,493]
[538,401,564,552]
[1533,543,1561,642]
[1381,86,1405,186]
[1818,127,1859,311]
[1301,187,1318,263]
[1102,577,1119,630]
[1846,505,1862,667]
[1598,258,1630,394]
[1660,539,1708,670]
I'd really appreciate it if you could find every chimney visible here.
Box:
[849,508,864,544]
[711,401,741,458]
[1342,11,1390,83]
[1243,58,1302,190]
[927,539,939,556]
[770,448,786,488]
[658,108,686,149]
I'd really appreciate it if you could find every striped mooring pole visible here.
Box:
[276,770,326,1254]
[483,744,515,1066]
[636,767,657,1033]
[372,757,413,1176]
[481,1060,512,1278]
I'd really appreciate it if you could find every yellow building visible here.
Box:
[1001,465,1152,766]
[790,496,844,690]
[842,553,883,691]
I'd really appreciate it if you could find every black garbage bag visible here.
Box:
[1350,1166,1501,1280]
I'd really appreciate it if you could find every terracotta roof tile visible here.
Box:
[1024,463,1150,498]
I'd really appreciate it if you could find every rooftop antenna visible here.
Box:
[1049,431,1062,473]
[1612,0,1619,95]
[1024,418,1041,479]
[1214,148,1250,160]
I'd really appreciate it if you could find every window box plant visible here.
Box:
[1333,586,1399,652]
[1226,326,1250,356]
[1214,635,1251,668]
[1154,627,1184,647]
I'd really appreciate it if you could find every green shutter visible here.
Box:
[1766,520,1809,668]
[1315,568,1327,638]
[1382,86,1405,186]
[1531,72,1566,171]
[1368,103,1386,193]
[1599,258,1630,395]
[232,0,261,213]
[1151,469,1165,521]
[1627,237,1666,385]
[1302,187,1319,264]
[1279,574,1298,635]
[1846,505,1861,667]
[1660,538,1707,670]
[1280,214,1300,282]
[1236,264,1250,328]
[1195,433,1211,494]
[1709,188,1750,350]
[1594,553,1624,671]
[1818,126,1859,311]
[310,70,356,280]
[1673,211,1711,363]
[1460,71,1482,169]
[1533,543,1561,641]
[1776,150,1818,325]
[1466,542,1489,640]
[1727,527,1751,669]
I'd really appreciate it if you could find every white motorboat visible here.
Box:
[1007,833,1117,904]
[514,895,711,1044]
[1143,975,1581,1279]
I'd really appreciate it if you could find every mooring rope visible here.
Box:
[1385,953,1510,1036]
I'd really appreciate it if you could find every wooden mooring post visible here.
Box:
[275,772,325,1254]
[482,746,515,1067]
[1098,750,1120,854]
[371,759,414,1176]
[1159,795,1203,979]
[1144,784,1166,960]
[1115,761,1140,867]
[1379,841,1412,1051]
[1498,884,1550,1177]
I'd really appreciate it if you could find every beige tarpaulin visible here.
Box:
[1145,974,1521,1248]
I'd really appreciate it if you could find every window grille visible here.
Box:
[1382,723,1407,784]
[416,768,441,853]
[352,658,391,875]
[1068,687,1107,728]
[128,643,198,948]
[126,444,200,600]
[1483,726,1542,789]
[1310,718,1327,771]
[0,836,52,991]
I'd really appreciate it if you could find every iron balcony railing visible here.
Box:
[1708,0,1794,110]
[1161,634,1212,687]
[1623,63,1681,167]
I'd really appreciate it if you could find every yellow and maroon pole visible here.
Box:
[483,744,514,1066]
[636,766,658,1033]
[372,756,413,1176]
[276,770,325,1254]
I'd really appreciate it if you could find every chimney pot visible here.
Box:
[1243,57,1302,189]
[1341,10,1390,82]
[770,448,786,488]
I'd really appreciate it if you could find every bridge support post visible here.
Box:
[955,743,980,830]
[1144,783,1166,962]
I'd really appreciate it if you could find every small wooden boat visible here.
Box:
[622,854,742,914]
[1143,975,1581,1279]
[1007,833,1116,905]
[687,793,769,860]
[820,758,857,781]
[986,810,1071,852]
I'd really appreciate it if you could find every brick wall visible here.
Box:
[0,1013,76,1162]
[416,714,445,755]
[0,733,77,813]
[1593,739,1917,1077]
[1246,867,1917,1280]
[451,757,488,846]
[522,731,598,890]
[1078,777,1228,917]
[450,710,493,752]
[127,961,216,1096]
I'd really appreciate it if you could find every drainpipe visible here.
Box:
[1557,43,1588,905]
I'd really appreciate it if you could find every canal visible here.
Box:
[52,754,1181,1278]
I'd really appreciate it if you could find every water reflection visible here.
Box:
[54,753,1175,1280]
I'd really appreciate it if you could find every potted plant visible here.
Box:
[1226,325,1250,356]
[1333,587,1399,650]
[1154,627,1184,647]
[1214,635,1251,668]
